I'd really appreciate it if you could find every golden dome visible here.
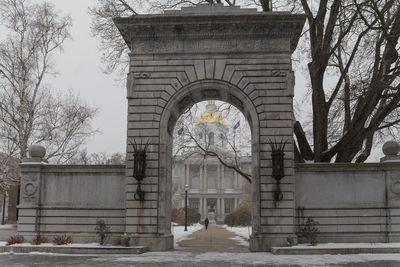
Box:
[196,104,227,125]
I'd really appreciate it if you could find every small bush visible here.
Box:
[301,217,320,246]
[187,207,201,225]
[7,235,26,245]
[224,202,251,227]
[52,234,73,245]
[30,236,50,245]
[171,203,185,225]
[171,204,201,226]
[95,219,110,245]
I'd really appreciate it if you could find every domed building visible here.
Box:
[172,102,251,224]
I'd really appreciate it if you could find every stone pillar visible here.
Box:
[182,165,186,190]
[217,165,221,190]
[204,163,207,189]
[381,141,400,242]
[17,145,46,239]
[203,198,207,217]
[217,198,221,220]
[199,197,203,219]
[221,198,225,216]
[200,164,203,190]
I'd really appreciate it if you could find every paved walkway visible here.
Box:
[177,225,249,252]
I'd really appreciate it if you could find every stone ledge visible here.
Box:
[0,245,148,254]
[271,246,400,255]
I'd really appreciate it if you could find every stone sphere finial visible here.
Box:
[28,144,46,159]
[382,140,400,156]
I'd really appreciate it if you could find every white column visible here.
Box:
[203,198,207,216]
[217,165,221,190]
[199,164,203,190]
[204,163,207,190]
[185,164,190,186]
[222,198,225,215]
[217,198,221,217]
[199,197,203,218]
[235,171,239,189]
[221,165,225,191]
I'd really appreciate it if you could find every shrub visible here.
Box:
[301,217,320,246]
[52,234,73,245]
[224,202,251,227]
[30,236,50,245]
[95,219,110,245]
[187,207,201,225]
[171,203,185,225]
[171,204,201,226]
[7,235,26,245]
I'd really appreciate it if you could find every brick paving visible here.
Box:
[177,225,249,252]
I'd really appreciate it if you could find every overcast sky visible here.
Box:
[46,0,126,155]
[44,1,383,161]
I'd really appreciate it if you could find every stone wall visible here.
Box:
[295,161,400,243]
[18,163,125,243]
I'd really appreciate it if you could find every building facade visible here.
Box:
[172,103,250,223]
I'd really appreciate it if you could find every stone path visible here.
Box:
[177,225,249,253]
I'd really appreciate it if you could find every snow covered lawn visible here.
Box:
[171,223,203,248]
[222,225,251,240]
[0,241,123,248]
[98,251,400,266]
[287,242,400,249]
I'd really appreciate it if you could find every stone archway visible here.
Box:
[114,4,305,251]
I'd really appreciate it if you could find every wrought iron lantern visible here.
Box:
[130,139,149,201]
[269,139,287,202]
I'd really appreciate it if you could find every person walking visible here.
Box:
[204,217,209,230]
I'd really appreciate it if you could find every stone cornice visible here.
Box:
[114,11,305,53]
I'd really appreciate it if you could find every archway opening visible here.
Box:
[170,100,253,251]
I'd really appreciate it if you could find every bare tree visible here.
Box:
[68,150,126,165]
[174,101,252,183]
[91,0,400,163]
[0,153,18,194]
[291,0,400,162]
[0,0,98,164]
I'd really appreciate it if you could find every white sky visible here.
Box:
[46,0,127,155]
[43,1,383,161]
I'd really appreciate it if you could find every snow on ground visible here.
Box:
[229,236,248,246]
[223,225,251,240]
[93,251,400,266]
[0,224,16,229]
[171,223,203,248]
[288,242,400,249]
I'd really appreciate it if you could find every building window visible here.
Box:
[219,133,225,147]
[224,198,234,213]
[207,198,216,213]
[189,198,199,211]
[208,132,214,145]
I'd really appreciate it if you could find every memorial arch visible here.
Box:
[114,4,305,251]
